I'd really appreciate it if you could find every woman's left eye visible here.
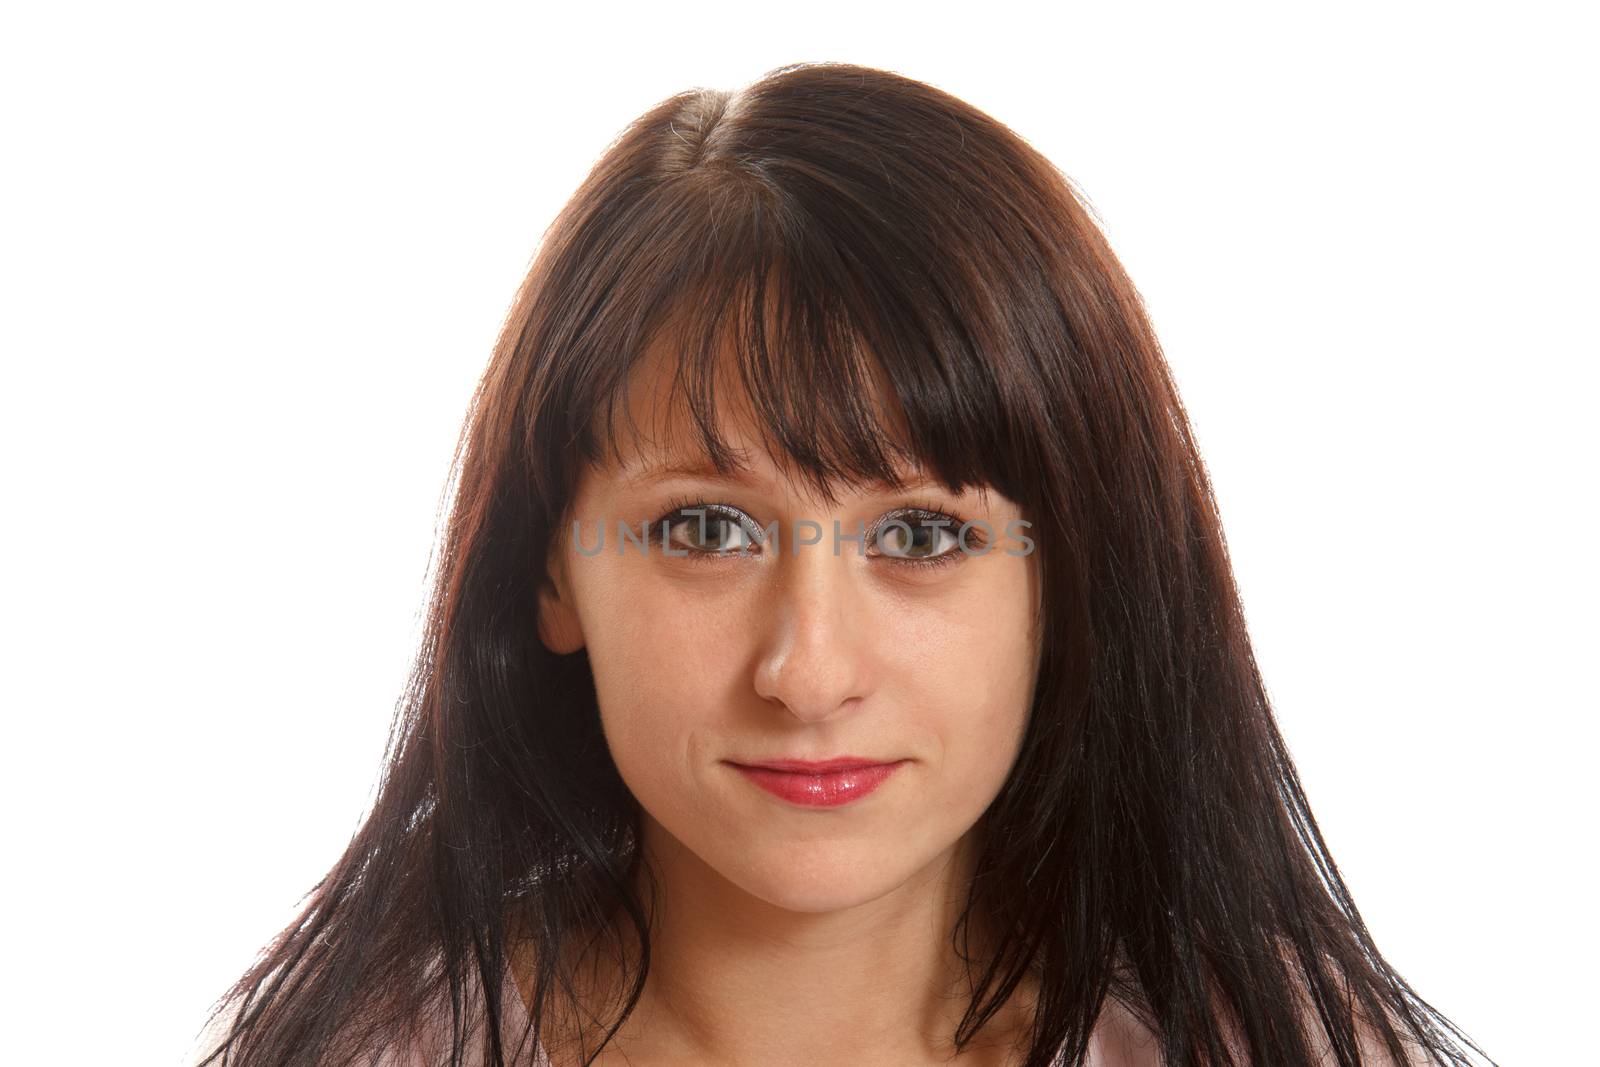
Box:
[870,510,974,568]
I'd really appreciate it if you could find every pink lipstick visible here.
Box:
[728,757,908,808]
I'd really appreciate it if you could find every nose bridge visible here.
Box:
[752,533,873,722]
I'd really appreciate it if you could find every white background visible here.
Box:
[3,3,1592,1064]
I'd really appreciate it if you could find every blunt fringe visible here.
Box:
[196,61,1496,1067]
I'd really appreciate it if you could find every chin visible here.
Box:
[720,850,913,914]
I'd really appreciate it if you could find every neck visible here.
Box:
[513,814,1037,1065]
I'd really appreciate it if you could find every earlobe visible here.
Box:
[536,559,585,655]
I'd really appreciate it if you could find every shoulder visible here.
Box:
[368,968,547,1067]
[187,998,243,1067]
[1082,992,1162,1067]
[1072,970,1430,1067]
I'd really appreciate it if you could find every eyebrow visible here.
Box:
[621,458,763,488]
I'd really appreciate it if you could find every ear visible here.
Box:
[536,546,585,655]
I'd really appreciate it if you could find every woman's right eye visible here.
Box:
[658,505,762,556]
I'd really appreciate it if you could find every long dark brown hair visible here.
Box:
[197,61,1495,1067]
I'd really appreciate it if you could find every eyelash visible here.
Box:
[650,495,985,570]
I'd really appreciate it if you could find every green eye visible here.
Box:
[877,517,954,558]
[652,502,767,560]
[871,510,981,568]
[666,507,759,554]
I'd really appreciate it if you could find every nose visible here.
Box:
[751,536,875,724]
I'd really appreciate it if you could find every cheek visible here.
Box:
[919,634,1033,795]
[906,571,1038,788]
[576,573,746,789]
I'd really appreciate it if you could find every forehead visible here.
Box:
[589,319,941,506]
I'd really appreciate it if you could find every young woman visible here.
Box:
[195,62,1495,1067]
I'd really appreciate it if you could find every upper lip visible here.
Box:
[730,756,904,774]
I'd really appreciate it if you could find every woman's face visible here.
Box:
[537,347,1042,915]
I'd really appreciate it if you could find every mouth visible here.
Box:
[724,757,909,808]
[733,755,901,773]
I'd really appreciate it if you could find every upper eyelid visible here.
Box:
[655,501,965,528]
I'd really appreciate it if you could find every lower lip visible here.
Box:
[730,761,908,808]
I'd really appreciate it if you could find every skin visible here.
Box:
[523,336,1050,1066]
